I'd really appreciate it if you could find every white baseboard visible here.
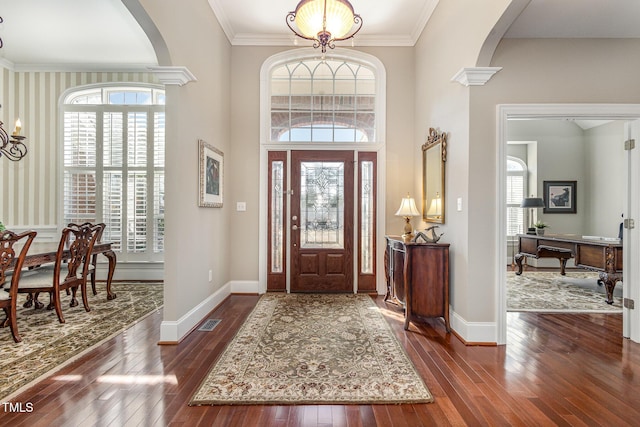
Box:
[159,282,231,343]
[230,280,260,294]
[450,309,497,345]
[96,262,164,281]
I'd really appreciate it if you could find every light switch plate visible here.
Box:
[457,197,463,212]
[236,202,246,212]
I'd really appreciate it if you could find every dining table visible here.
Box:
[11,240,118,301]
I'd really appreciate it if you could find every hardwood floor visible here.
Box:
[3,294,640,426]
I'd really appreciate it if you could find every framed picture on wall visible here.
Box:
[199,139,224,208]
[543,180,576,213]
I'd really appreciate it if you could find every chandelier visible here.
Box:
[286,0,363,53]
[0,118,28,161]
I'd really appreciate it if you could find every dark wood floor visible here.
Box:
[4,293,639,426]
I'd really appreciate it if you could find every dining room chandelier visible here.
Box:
[0,118,28,161]
[286,0,363,53]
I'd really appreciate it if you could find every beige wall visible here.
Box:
[413,0,511,327]
[140,0,231,321]
[227,45,416,282]
[584,121,626,235]
[469,37,640,324]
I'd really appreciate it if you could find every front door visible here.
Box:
[290,150,354,292]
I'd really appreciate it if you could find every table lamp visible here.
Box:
[395,193,421,241]
[520,196,544,235]
[427,192,442,219]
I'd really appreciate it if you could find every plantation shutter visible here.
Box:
[506,157,527,237]
[62,87,165,262]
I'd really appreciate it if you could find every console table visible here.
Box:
[385,236,450,331]
[515,234,622,304]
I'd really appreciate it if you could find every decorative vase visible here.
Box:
[536,228,545,236]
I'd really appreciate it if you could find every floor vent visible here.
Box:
[198,319,221,332]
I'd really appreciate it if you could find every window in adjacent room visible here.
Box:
[506,156,527,237]
[62,85,165,262]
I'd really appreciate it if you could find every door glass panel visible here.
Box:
[300,161,344,249]
[271,160,284,273]
[360,160,374,274]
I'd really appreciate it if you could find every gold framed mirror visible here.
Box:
[422,128,446,224]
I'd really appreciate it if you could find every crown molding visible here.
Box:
[208,0,235,43]
[147,66,197,86]
[231,33,415,47]
[451,67,502,86]
[209,0,438,48]
[411,0,440,44]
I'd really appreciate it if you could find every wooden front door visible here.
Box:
[290,151,354,292]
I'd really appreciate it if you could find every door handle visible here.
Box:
[292,225,298,231]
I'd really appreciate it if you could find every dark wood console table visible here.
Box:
[515,234,622,304]
[385,236,450,331]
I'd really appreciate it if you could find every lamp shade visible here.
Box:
[395,194,420,217]
[427,194,442,216]
[294,0,355,39]
[520,197,544,208]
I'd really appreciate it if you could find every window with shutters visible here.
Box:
[62,85,165,262]
[506,156,527,237]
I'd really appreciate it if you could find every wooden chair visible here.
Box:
[67,222,106,296]
[0,230,37,342]
[17,223,101,324]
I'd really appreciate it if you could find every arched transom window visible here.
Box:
[270,58,376,143]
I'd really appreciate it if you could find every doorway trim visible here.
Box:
[496,104,640,345]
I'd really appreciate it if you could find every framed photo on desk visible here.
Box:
[543,180,576,213]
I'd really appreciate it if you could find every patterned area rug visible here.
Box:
[507,271,622,312]
[0,282,163,400]
[190,293,433,405]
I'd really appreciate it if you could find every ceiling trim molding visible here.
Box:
[208,0,235,43]
[231,33,415,47]
[6,62,158,73]
[0,58,16,71]
[211,0,438,48]
[451,67,502,86]
[148,66,197,86]
[411,0,440,44]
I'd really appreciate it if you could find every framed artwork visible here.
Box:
[543,180,576,213]
[199,139,224,208]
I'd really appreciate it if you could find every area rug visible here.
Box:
[0,282,163,400]
[507,271,622,312]
[190,293,433,405]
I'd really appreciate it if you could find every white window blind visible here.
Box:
[506,157,527,237]
[62,86,165,262]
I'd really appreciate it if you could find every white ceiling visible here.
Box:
[0,0,639,70]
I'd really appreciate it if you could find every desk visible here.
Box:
[13,241,118,301]
[515,234,622,304]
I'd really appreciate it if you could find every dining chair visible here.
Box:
[0,230,37,342]
[16,223,101,324]
[67,222,106,296]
